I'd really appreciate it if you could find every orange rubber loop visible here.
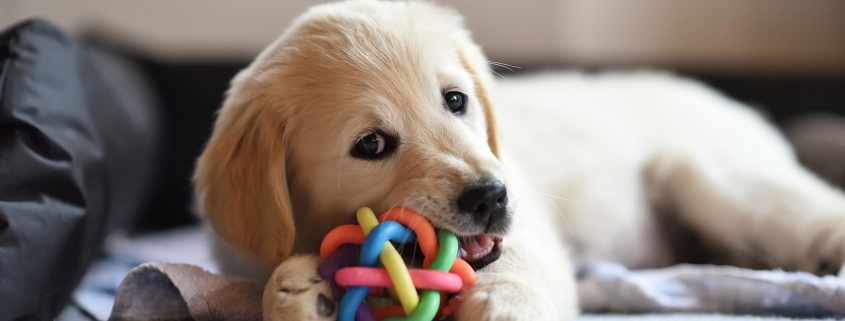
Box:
[373,305,406,321]
[319,224,366,259]
[450,258,477,286]
[377,208,477,288]
[378,208,439,259]
[440,296,463,317]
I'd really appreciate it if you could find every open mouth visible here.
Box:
[396,231,503,271]
[375,207,508,271]
[459,233,503,271]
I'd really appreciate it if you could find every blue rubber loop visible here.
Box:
[338,287,371,321]
[359,221,416,267]
[337,221,416,321]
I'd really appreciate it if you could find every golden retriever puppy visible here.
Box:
[194,1,845,320]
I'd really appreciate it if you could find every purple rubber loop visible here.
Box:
[355,303,375,321]
[319,243,374,321]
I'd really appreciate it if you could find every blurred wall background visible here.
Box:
[3,0,844,76]
[1,0,843,231]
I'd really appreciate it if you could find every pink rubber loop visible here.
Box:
[335,267,464,293]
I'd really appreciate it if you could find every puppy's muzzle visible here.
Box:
[457,179,508,233]
[454,179,508,270]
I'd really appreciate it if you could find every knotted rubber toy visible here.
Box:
[319,207,477,321]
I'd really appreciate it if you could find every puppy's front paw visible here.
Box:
[792,218,845,276]
[810,229,845,276]
[456,274,563,321]
[263,255,336,321]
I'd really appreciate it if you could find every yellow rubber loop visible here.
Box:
[357,207,419,315]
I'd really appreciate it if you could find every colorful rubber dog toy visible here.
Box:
[318,207,477,321]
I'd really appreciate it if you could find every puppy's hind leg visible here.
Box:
[263,255,336,321]
[647,134,845,275]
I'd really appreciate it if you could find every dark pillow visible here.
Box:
[0,19,159,320]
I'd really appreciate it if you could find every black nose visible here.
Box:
[457,180,508,223]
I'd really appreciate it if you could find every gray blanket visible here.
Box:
[106,260,845,320]
[577,261,845,318]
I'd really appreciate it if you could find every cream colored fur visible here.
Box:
[194,1,845,320]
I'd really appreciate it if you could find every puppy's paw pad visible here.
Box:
[316,293,336,317]
[816,259,836,276]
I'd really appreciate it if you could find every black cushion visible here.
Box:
[0,19,159,321]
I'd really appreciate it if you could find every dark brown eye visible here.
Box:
[351,130,397,160]
[444,91,467,114]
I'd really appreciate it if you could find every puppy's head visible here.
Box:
[194,0,511,269]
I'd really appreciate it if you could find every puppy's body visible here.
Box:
[497,71,845,272]
[195,1,845,320]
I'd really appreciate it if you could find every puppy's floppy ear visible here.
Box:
[459,48,500,159]
[194,72,295,267]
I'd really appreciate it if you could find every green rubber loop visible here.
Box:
[385,290,440,321]
[430,230,458,272]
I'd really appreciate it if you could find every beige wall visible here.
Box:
[2,0,844,76]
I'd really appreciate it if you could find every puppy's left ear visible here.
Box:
[457,44,500,159]
[194,71,296,267]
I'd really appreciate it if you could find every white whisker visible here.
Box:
[333,148,341,189]
[553,171,582,185]
[532,193,574,237]
[486,68,510,82]
[489,61,521,69]
[393,196,417,256]
[527,191,572,202]
[487,61,521,73]
[488,62,514,72]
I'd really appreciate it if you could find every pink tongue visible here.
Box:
[460,234,494,260]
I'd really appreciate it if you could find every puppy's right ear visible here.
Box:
[194,72,295,267]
